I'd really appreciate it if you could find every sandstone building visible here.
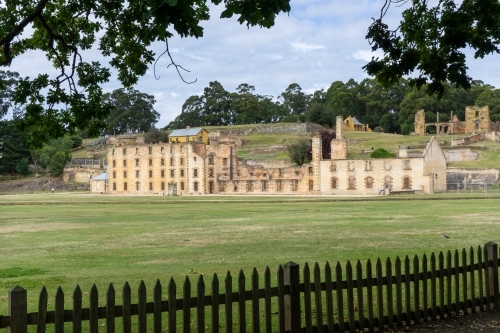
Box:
[343,116,372,132]
[96,116,447,195]
[413,106,493,135]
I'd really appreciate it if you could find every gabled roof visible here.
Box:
[169,128,204,137]
[350,117,364,126]
[90,172,108,181]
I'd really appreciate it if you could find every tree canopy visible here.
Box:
[0,0,291,146]
[103,88,159,135]
[365,0,500,97]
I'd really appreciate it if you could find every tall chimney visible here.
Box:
[186,126,191,130]
[336,116,343,139]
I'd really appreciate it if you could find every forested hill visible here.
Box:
[166,80,500,135]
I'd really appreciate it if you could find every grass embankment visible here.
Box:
[1,194,499,317]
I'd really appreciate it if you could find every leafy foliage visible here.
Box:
[103,88,159,135]
[15,158,30,175]
[365,0,500,97]
[32,136,73,176]
[144,127,170,143]
[0,0,290,145]
[370,148,396,159]
[0,120,31,174]
[0,71,22,119]
[286,139,310,166]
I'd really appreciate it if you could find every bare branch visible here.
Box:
[154,38,197,84]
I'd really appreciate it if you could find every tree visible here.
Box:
[280,83,307,116]
[306,103,335,127]
[32,136,72,176]
[1,0,291,145]
[202,81,232,126]
[104,88,159,135]
[476,88,500,122]
[286,139,310,166]
[144,127,170,143]
[15,158,30,175]
[0,120,31,174]
[365,0,500,97]
[0,71,23,120]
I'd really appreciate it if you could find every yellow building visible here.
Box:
[343,116,372,132]
[169,127,209,144]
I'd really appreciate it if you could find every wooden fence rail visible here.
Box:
[1,242,499,333]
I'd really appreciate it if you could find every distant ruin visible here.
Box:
[413,106,495,135]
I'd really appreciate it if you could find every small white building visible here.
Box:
[90,172,108,193]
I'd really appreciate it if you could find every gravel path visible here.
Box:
[386,309,500,333]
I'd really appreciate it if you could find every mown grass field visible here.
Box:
[1,193,500,319]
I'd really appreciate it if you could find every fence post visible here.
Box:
[485,242,499,308]
[8,286,27,333]
[284,261,301,333]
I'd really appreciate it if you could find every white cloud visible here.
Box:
[352,49,384,62]
[290,40,325,53]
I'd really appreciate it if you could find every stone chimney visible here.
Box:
[336,116,343,140]
[186,126,191,130]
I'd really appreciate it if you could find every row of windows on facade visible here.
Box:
[111,180,305,192]
[112,168,209,179]
[329,160,412,172]
[111,156,223,168]
[112,181,199,192]
[113,146,182,155]
[330,176,412,190]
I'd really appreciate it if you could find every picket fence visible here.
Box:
[1,242,499,333]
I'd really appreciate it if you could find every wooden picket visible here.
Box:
[2,242,500,333]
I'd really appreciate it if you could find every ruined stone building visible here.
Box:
[93,116,447,195]
[413,106,494,135]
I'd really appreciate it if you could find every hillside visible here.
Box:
[70,124,500,168]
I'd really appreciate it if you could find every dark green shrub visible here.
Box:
[370,148,396,158]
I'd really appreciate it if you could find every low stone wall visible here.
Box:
[0,178,90,193]
[214,122,323,136]
[485,131,500,142]
[451,133,484,146]
[242,159,293,168]
[443,149,479,162]
[63,167,105,183]
[446,168,499,187]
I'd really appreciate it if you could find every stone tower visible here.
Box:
[331,116,347,160]
[414,109,425,136]
[465,106,490,133]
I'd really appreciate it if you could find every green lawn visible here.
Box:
[1,194,499,318]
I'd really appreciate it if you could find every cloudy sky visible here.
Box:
[8,0,500,127]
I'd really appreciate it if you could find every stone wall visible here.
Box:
[214,122,323,136]
[485,131,500,142]
[443,149,479,162]
[63,167,104,183]
[446,168,499,189]
[451,133,484,146]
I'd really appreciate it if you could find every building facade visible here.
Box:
[103,118,446,195]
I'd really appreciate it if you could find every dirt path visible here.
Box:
[387,309,500,332]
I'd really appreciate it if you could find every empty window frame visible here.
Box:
[331,177,338,189]
[365,176,374,189]
[347,176,356,190]
[402,176,412,189]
